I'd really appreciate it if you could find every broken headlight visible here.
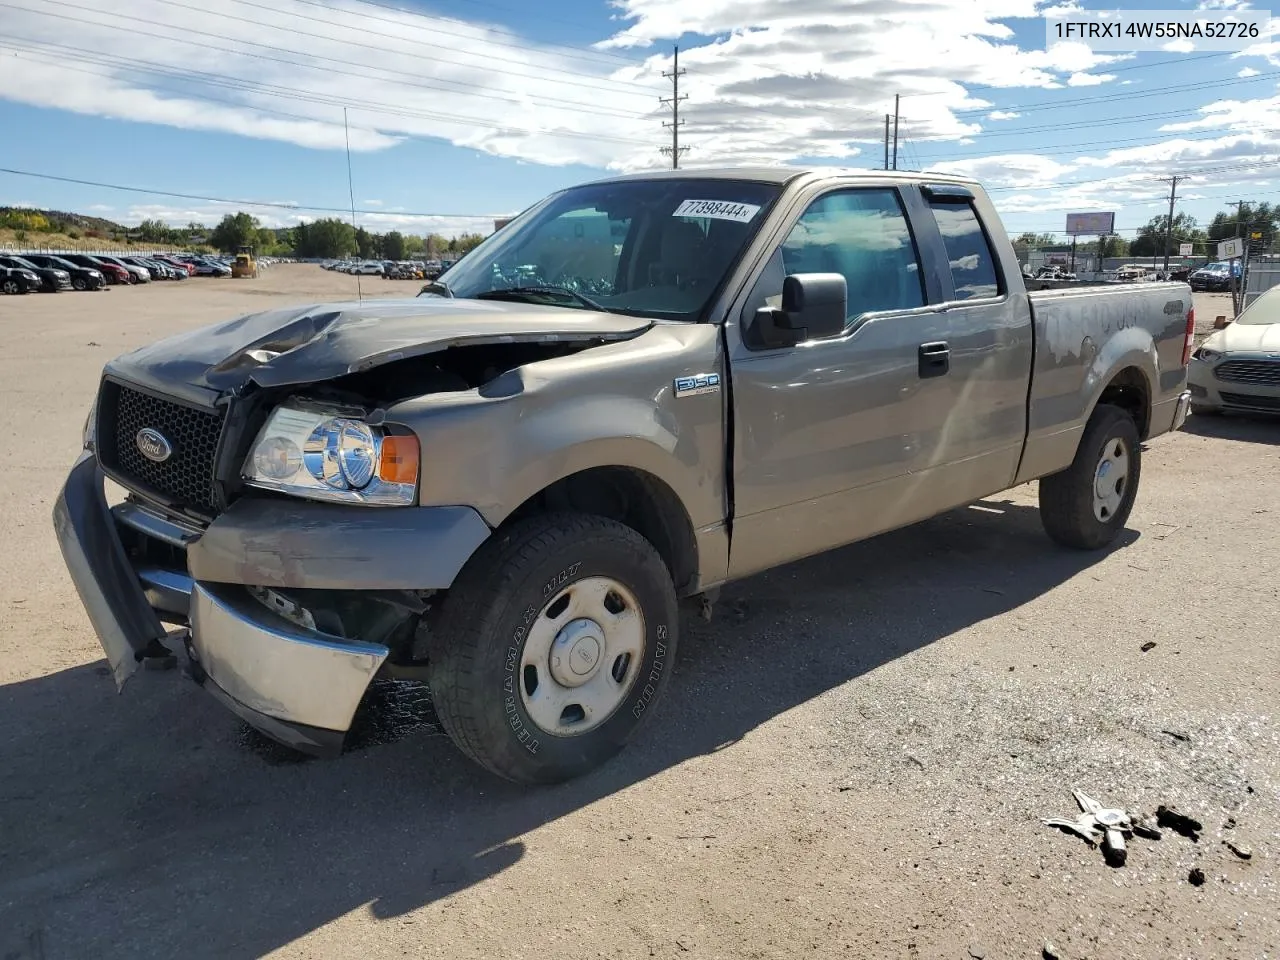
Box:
[242,403,420,506]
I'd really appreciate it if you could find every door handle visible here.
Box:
[918,341,950,378]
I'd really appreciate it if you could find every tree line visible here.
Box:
[1011,201,1280,260]
[190,212,487,260]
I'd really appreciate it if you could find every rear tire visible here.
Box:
[426,512,679,784]
[1039,403,1142,550]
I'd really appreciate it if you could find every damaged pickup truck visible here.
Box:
[54,168,1195,784]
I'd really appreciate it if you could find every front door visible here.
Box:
[725,184,959,580]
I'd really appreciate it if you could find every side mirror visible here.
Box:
[753,273,848,347]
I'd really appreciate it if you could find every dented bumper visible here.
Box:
[52,450,492,755]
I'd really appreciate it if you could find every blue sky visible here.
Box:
[2,0,1277,240]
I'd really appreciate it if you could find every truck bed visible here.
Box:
[1016,280,1192,484]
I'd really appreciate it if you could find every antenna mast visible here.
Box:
[344,107,363,302]
[659,45,688,169]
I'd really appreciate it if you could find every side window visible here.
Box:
[743,188,924,328]
[927,200,1001,300]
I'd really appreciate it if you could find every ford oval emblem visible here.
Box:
[136,427,173,463]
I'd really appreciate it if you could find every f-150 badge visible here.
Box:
[674,373,721,397]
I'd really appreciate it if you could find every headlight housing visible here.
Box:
[1192,347,1223,362]
[242,403,420,506]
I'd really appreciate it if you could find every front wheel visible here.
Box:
[1039,403,1142,550]
[2,280,20,295]
[72,277,87,291]
[426,513,679,784]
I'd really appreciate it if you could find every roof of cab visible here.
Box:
[583,165,981,188]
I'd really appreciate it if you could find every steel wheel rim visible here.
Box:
[519,576,647,737]
[1092,437,1130,523]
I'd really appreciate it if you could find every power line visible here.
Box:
[146,0,659,96]
[2,42,658,147]
[2,0,654,119]
[909,130,1271,164]
[269,0,650,69]
[338,0,650,64]
[902,51,1235,97]
[940,69,1280,119]
[0,166,510,219]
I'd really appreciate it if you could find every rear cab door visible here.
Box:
[913,182,1034,501]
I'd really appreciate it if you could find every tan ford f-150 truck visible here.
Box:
[54,168,1195,784]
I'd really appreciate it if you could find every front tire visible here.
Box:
[2,280,20,295]
[1039,403,1142,550]
[427,513,679,784]
[72,277,87,291]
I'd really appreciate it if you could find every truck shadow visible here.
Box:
[1179,411,1279,445]
[0,498,1135,960]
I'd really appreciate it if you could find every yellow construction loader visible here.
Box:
[231,246,258,279]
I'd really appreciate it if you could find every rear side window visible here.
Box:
[928,200,1001,300]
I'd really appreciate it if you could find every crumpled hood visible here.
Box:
[106,296,652,396]
[1204,319,1280,354]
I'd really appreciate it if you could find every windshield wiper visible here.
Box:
[474,285,608,312]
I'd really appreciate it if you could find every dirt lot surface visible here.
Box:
[1,269,1276,960]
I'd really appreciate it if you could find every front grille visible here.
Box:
[1219,391,1280,412]
[1215,359,1280,386]
[98,380,225,515]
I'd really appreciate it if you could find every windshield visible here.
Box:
[1235,286,1280,325]
[435,177,782,320]
[7,256,38,270]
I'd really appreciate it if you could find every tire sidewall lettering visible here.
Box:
[499,554,673,758]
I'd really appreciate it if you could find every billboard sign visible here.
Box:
[1065,211,1116,236]
[1218,237,1244,260]
[1178,243,1194,257]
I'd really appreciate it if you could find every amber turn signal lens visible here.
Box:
[378,434,420,485]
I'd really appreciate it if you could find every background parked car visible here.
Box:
[20,254,106,290]
[119,256,172,281]
[1189,260,1240,292]
[1188,283,1280,416]
[1,265,41,294]
[61,254,130,285]
[95,255,150,283]
[0,254,71,292]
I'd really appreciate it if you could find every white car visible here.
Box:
[352,261,384,275]
[1188,284,1280,416]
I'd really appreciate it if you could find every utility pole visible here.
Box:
[884,114,890,170]
[1231,199,1246,315]
[1160,174,1182,274]
[659,45,688,169]
[892,94,900,171]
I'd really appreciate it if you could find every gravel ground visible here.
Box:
[0,270,1276,960]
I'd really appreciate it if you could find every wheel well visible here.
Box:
[505,467,700,596]
[1096,367,1151,439]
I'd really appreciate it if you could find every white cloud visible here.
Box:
[0,0,1145,178]
[1239,67,1261,77]
[1199,0,1251,8]
[1066,72,1116,86]
[88,204,115,212]
[1162,40,1197,53]
[988,110,1021,120]
[363,199,384,207]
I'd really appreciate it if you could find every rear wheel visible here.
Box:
[426,512,678,784]
[1039,403,1142,550]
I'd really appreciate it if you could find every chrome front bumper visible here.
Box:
[51,452,400,756]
